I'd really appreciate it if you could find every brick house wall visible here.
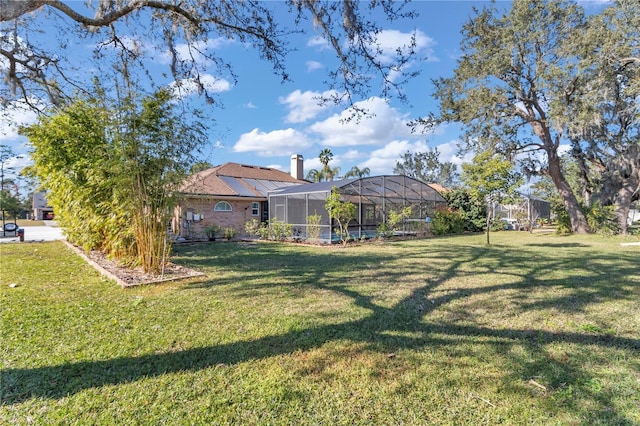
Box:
[175,197,262,239]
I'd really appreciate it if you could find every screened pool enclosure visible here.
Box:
[268,175,448,243]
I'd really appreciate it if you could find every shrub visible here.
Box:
[432,207,465,235]
[244,218,261,237]
[377,222,393,238]
[388,206,412,232]
[490,219,506,232]
[223,227,238,240]
[443,188,486,232]
[269,220,293,241]
[257,224,271,240]
[553,202,572,234]
[585,202,618,236]
[306,213,322,240]
[205,224,222,240]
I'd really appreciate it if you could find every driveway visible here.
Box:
[0,221,65,243]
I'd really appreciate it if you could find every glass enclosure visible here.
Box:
[268,175,448,243]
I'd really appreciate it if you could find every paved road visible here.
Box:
[0,223,65,243]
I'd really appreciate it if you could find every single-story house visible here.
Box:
[174,155,307,239]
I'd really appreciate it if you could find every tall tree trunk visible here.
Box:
[613,179,638,236]
[597,148,639,236]
[485,210,491,245]
[547,148,590,234]
[530,118,590,234]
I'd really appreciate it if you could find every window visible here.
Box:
[214,201,232,212]
[251,202,260,216]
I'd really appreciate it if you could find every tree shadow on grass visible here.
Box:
[525,242,591,248]
[3,240,639,423]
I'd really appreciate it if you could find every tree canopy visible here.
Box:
[565,0,640,234]
[393,148,458,187]
[1,0,419,112]
[432,0,591,233]
[430,0,638,234]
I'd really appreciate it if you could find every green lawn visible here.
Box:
[1,233,639,425]
[5,220,47,227]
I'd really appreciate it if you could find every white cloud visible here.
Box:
[279,89,339,123]
[158,37,235,65]
[303,157,323,174]
[558,143,572,156]
[169,74,232,98]
[309,97,413,147]
[233,128,312,156]
[306,61,324,72]
[0,100,40,170]
[307,36,329,50]
[1,104,38,141]
[359,139,430,175]
[244,102,257,109]
[435,140,469,165]
[375,29,438,64]
[4,154,31,173]
[339,149,363,162]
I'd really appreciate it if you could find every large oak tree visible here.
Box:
[1,0,419,111]
[565,0,639,234]
[431,0,591,233]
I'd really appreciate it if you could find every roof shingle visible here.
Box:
[180,162,307,198]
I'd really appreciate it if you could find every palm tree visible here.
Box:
[325,166,340,181]
[344,166,370,178]
[318,148,333,169]
[306,169,324,182]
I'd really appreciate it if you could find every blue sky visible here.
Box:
[1,0,610,183]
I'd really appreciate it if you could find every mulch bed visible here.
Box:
[64,241,206,288]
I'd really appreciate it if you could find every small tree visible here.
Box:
[0,191,20,221]
[462,151,523,245]
[306,213,323,240]
[325,187,357,246]
[387,206,413,233]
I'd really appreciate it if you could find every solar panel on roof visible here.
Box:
[243,179,269,196]
[219,176,257,197]
[241,179,303,196]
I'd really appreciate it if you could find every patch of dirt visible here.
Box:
[66,242,205,287]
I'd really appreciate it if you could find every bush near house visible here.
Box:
[431,206,465,235]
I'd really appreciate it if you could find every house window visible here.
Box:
[251,202,260,216]
[214,201,232,212]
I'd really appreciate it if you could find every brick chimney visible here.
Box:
[290,154,304,180]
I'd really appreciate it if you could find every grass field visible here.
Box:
[3,219,47,227]
[1,232,639,424]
